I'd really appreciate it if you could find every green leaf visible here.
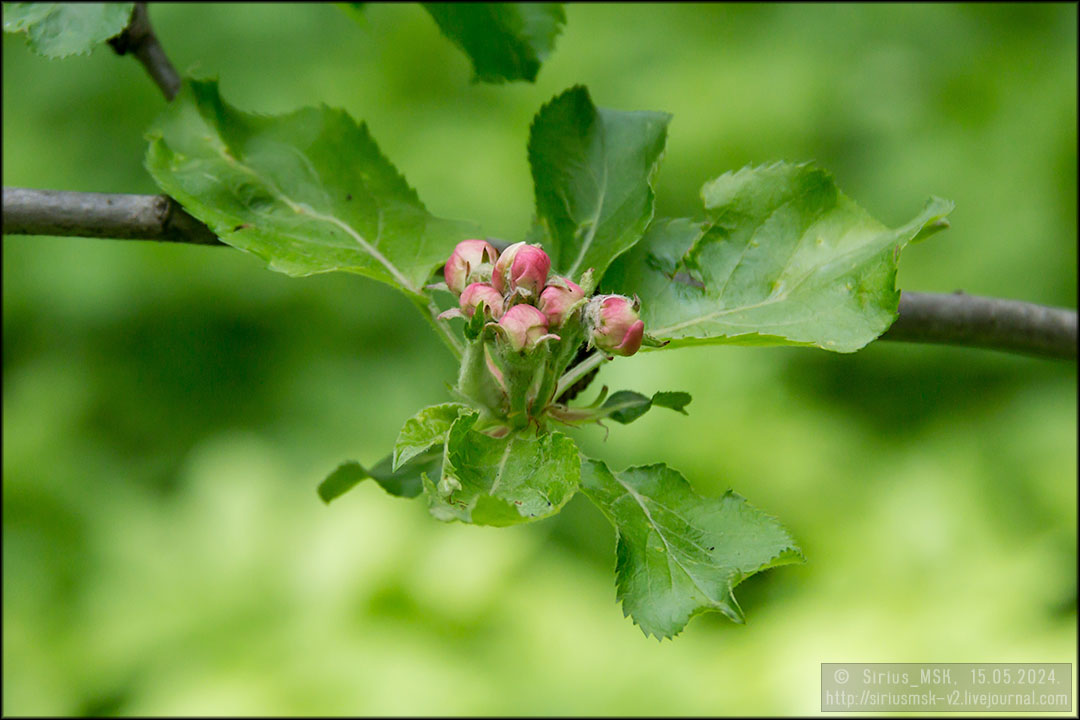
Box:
[580,459,803,639]
[600,390,691,425]
[603,162,954,352]
[145,79,477,295]
[393,402,465,471]
[3,2,133,58]
[427,412,580,526]
[318,461,369,503]
[318,449,440,504]
[651,391,692,414]
[421,3,565,83]
[528,86,671,282]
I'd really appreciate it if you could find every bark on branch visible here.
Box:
[108,2,180,101]
[2,187,221,245]
[883,291,1076,360]
[2,187,1075,360]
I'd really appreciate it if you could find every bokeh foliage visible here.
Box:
[3,3,1076,714]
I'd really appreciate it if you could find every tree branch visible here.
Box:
[108,2,180,101]
[880,291,1077,360]
[2,188,221,245]
[2,187,1076,360]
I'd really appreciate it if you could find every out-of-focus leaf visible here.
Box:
[2,2,133,58]
[145,79,477,295]
[580,459,803,639]
[528,86,670,282]
[603,163,954,352]
[421,3,565,83]
[425,412,579,526]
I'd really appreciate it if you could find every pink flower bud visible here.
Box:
[498,304,558,352]
[444,239,499,295]
[491,242,550,297]
[538,276,585,327]
[586,295,645,357]
[459,282,504,319]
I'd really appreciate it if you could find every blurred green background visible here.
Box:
[3,3,1077,715]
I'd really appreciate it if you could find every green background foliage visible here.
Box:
[2,3,1076,714]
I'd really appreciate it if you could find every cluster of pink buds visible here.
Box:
[441,239,644,357]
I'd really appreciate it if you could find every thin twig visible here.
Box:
[108,2,181,101]
[2,188,221,245]
[3,188,1076,360]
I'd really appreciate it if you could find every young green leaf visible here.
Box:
[580,459,803,639]
[528,86,671,282]
[3,2,133,58]
[145,79,478,295]
[393,402,466,471]
[427,413,580,526]
[318,449,440,503]
[602,162,954,352]
[651,391,692,414]
[599,389,691,425]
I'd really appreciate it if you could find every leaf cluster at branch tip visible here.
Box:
[141,74,956,638]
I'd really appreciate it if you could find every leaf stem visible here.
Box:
[426,299,463,360]
[554,351,608,400]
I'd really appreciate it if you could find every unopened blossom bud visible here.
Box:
[491,242,550,297]
[444,239,499,295]
[498,304,558,352]
[538,276,585,327]
[586,294,645,357]
[459,282,504,319]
